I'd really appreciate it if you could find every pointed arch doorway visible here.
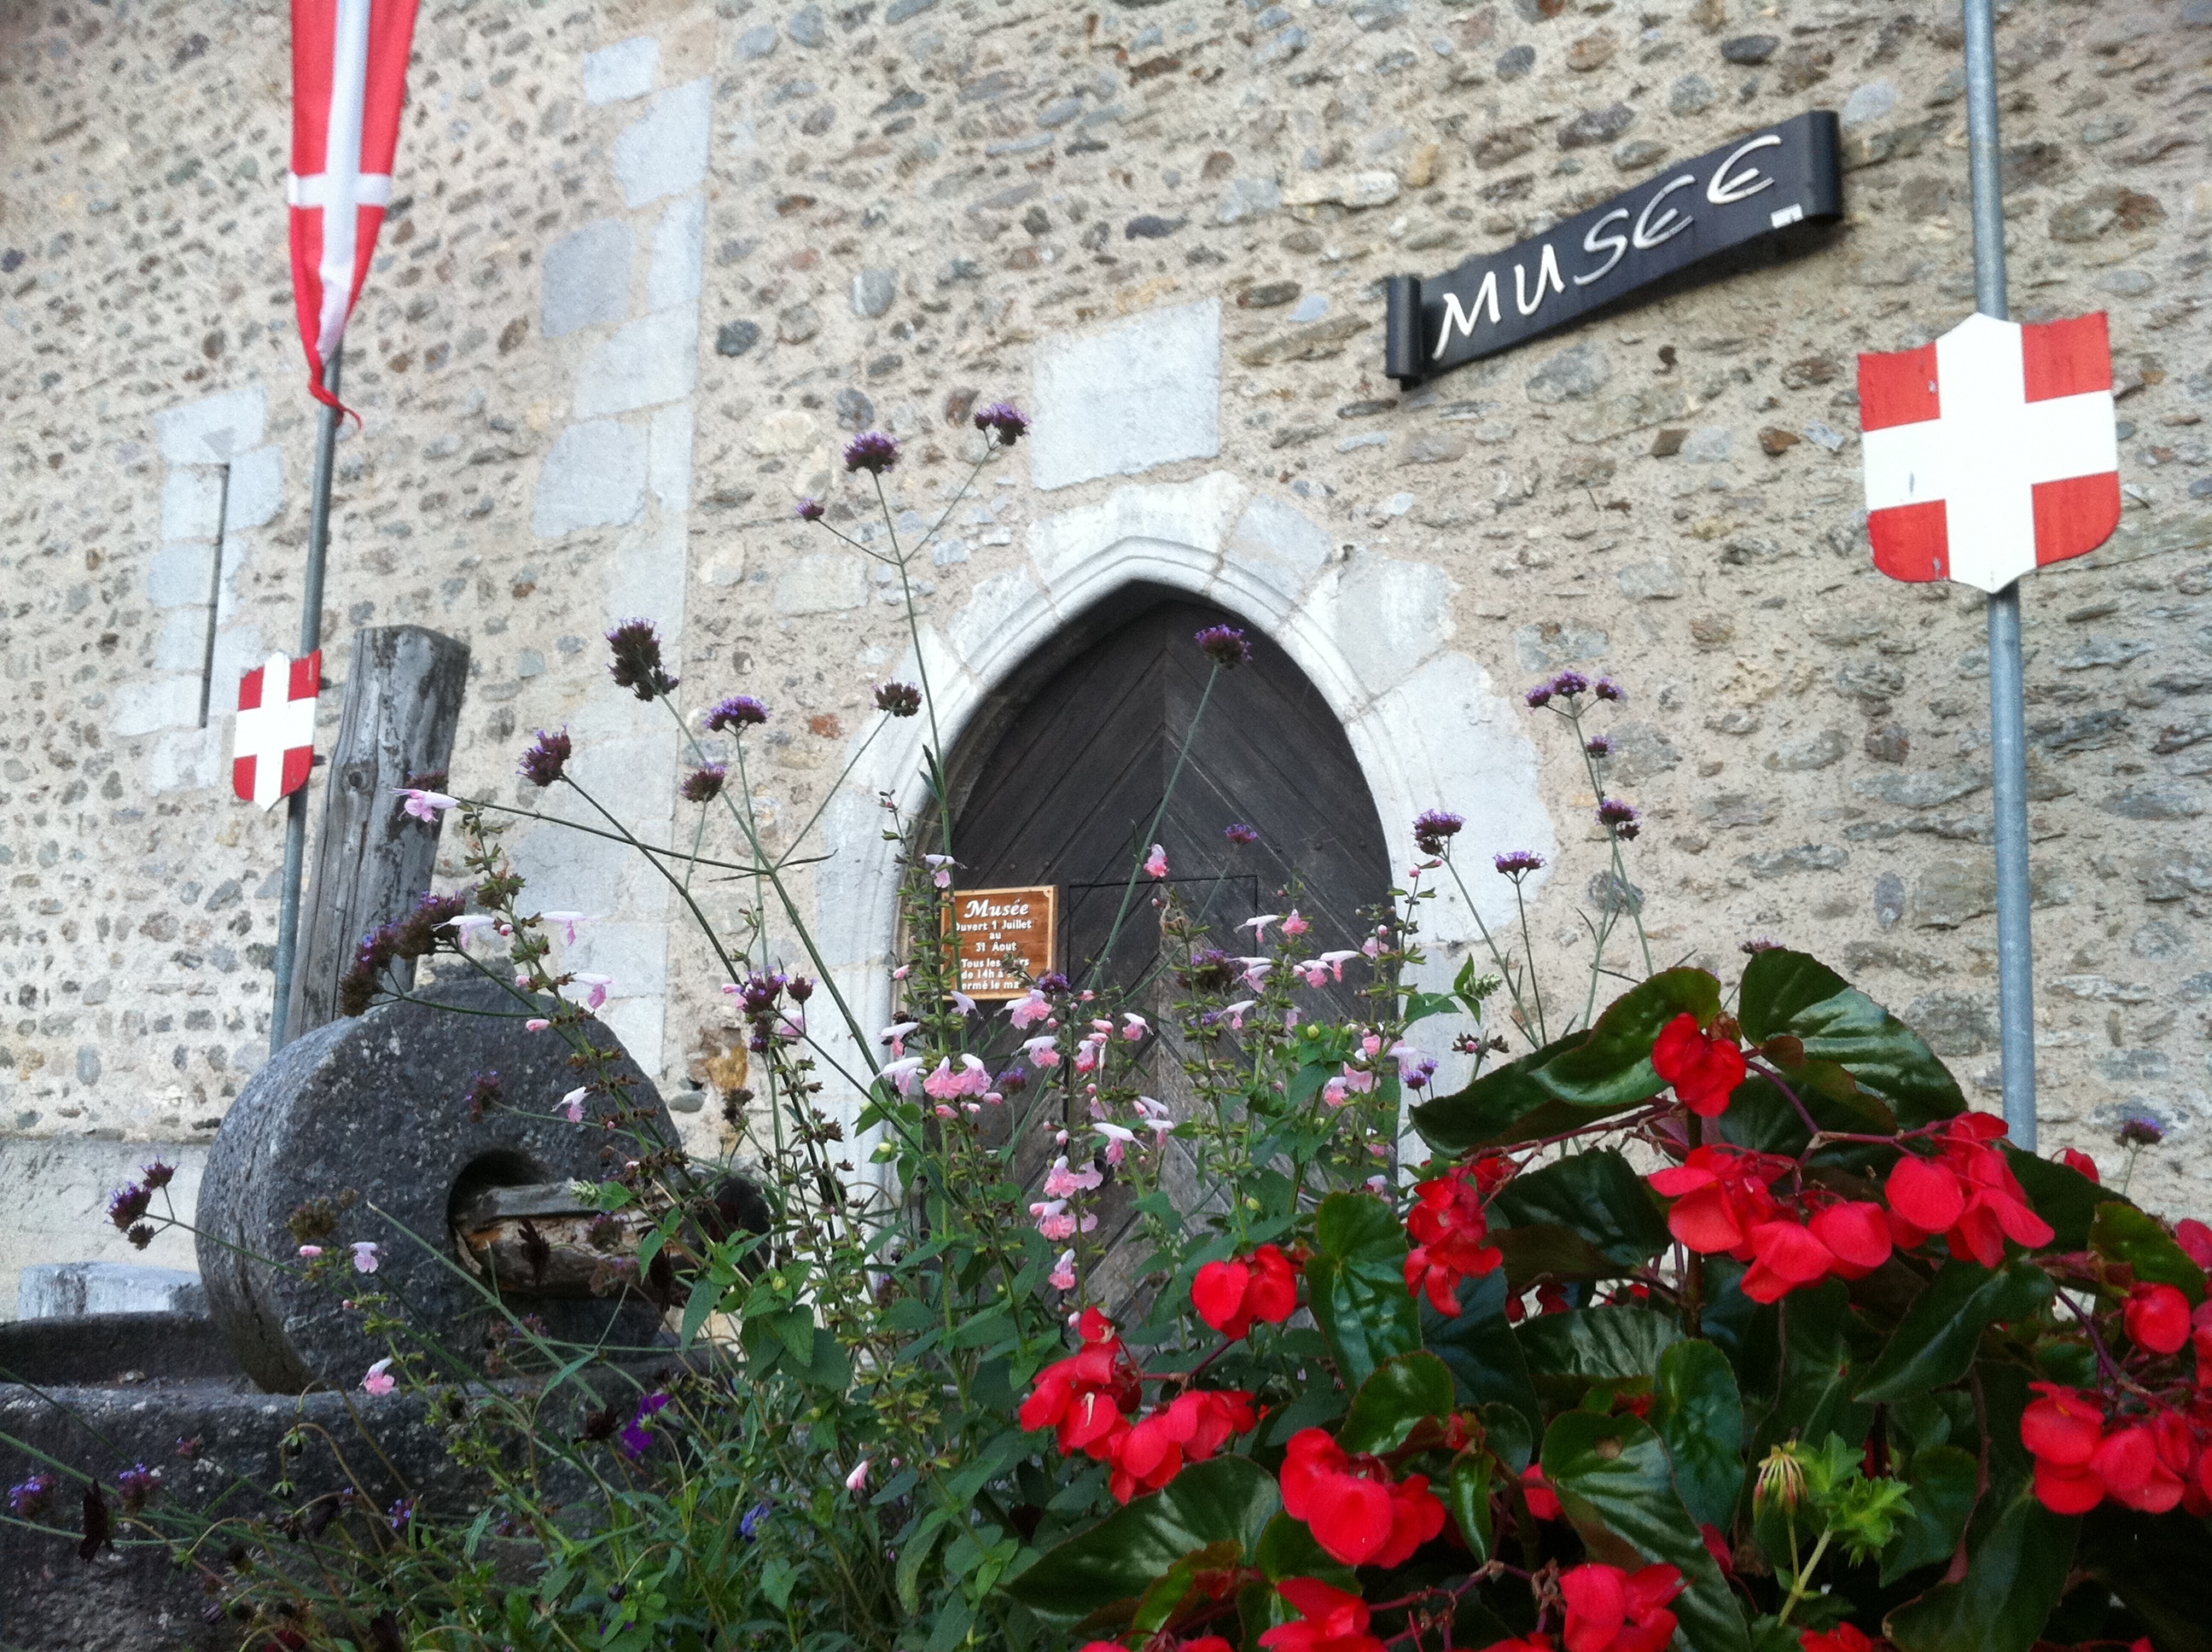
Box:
[940,585,1391,1306]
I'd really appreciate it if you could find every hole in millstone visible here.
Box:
[446,1147,553,1246]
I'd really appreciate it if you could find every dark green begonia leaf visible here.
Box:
[1493,1223,1623,1288]
[1420,1273,1542,1444]
[1857,1259,2056,1405]
[1649,1338,1743,1533]
[2088,1201,2209,1306]
[1410,969,1723,1153]
[1488,1149,1673,1271]
[2002,1148,2118,1253]
[2075,1506,2212,1652]
[1543,1410,1750,1652]
[1879,1445,1979,1585]
[1514,1305,1683,1384]
[1737,950,1964,1129]
[1306,1193,1422,1390]
[1447,1453,1494,1564]
[1337,1352,1456,1456]
[1883,1457,2076,1652]
[1000,1456,1278,1626]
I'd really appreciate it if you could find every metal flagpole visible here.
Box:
[269,343,342,1054]
[1961,0,2037,1148]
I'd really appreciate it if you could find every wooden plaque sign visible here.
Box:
[950,886,1057,1000]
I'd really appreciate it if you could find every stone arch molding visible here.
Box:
[804,471,1557,1143]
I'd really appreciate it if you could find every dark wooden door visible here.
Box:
[946,591,1391,1306]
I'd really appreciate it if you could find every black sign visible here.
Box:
[1384,110,1842,387]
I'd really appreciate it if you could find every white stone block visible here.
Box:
[1027,470,1248,590]
[566,921,671,998]
[598,995,667,1080]
[154,384,265,465]
[533,420,650,537]
[584,35,660,105]
[225,444,285,530]
[1314,555,1453,701]
[573,304,700,417]
[153,608,207,672]
[613,78,713,209]
[544,218,635,339]
[147,541,216,608]
[18,1260,208,1318]
[1030,298,1221,490]
[648,194,707,311]
[608,515,690,641]
[150,724,225,792]
[161,466,226,542]
[948,570,1043,668]
[112,674,203,737]
[510,816,635,915]
[775,550,868,614]
[649,402,695,513]
[1224,491,1332,602]
[207,624,267,701]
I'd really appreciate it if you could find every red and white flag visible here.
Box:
[1858,311,2121,593]
[234,651,323,811]
[289,0,421,411]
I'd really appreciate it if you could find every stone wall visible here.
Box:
[2,0,2209,1291]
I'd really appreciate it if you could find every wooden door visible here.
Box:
[945,591,1391,1306]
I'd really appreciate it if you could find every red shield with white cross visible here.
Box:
[233,649,322,811]
[1858,311,2121,594]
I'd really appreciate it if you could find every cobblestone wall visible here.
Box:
[2,0,2209,1287]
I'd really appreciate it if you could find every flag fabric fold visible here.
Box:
[288,0,421,414]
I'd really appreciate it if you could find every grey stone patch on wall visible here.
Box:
[1903,990,1999,1056]
[543,218,635,338]
[1030,299,1222,491]
[1513,621,1607,673]
[573,304,701,417]
[533,419,649,537]
[613,78,712,207]
[649,195,707,311]
[584,35,659,105]
[851,267,899,318]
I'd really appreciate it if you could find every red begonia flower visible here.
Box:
[1522,1464,1563,1521]
[2058,1147,2100,1183]
[1278,1427,1446,1567]
[1651,1013,1747,1118]
[1809,1200,1893,1279]
[1020,1310,1143,1461]
[1885,1153,1966,1235]
[1405,1163,1504,1314]
[2176,1218,2212,1272]
[1647,1145,1787,1259]
[1801,1626,1887,1652]
[2127,1283,2192,1356]
[2021,1385,2104,1466]
[1558,1562,1681,1652]
[1741,1220,1837,1305]
[1194,1244,1301,1339]
[1259,1579,1383,1652]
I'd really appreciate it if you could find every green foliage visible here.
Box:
[1736,948,1965,1128]
[1857,1260,2057,1405]
[1305,1193,1423,1390]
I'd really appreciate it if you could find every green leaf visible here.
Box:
[1253,1512,1356,1588]
[1405,990,1463,1026]
[1883,1458,2076,1652]
[1411,969,1724,1154]
[1543,1410,1750,1652]
[2088,1201,2209,1305]
[1130,1541,1239,1636]
[799,1324,853,1391]
[1480,1403,1537,1477]
[1419,1275,1542,1443]
[2075,1506,2212,1652]
[897,1509,952,1614]
[1649,1339,1743,1533]
[1737,949,1965,1128]
[1879,1446,1979,1585]
[1514,1306,1683,1383]
[1488,1149,1673,1271]
[1306,1193,1421,1390]
[1337,1353,1456,1456]
[999,1457,1280,1626]
[1857,1259,2058,1405]
[1447,1454,1494,1563]
[679,1275,725,1347]
[2003,1149,2118,1253]
[1493,1224,1626,1288]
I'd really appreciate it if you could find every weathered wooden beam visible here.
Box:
[283,625,470,1041]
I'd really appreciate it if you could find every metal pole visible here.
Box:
[1962,0,2037,1149]
[270,346,343,1053]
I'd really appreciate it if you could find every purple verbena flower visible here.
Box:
[7,1474,56,1520]
[1036,972,1071,996]
[1596,798,1640,840]
[1593,678,1626,703]
[705,695,770,732]
[387,1496,415,1531]
[141,1160,175,1191]
[2116,1114,2167,1149]
[1524,683,1554,708]
[1584,736,1613,759]
[843,431,900,474]
[973,401,1030,445]
[1739,937,1781,956]
[1223,823,1260,845]
[682,765,727,805]
[520,729,572,788]
[116,1463,160,1515]
[795,497,826,521]
[108,1182,151,1232]
[1549,669,1591,699]
[465,1071,503,1122]
[1412,809,1464,858]
[607,620,678,701]
[1493,851,1546,878]
[994,1067,1028,1096]
[393,889,468,960]
[874,682,922,718]
[1194,624,1254,669]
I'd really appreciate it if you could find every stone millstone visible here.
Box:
[196,977,676,1393]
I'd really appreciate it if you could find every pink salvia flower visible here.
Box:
[1009,991,1053,1030]
[393,788,460,822]
[1239,913,1284,942]
[1049,1249,1077,1291]
[1222,998,1257,1028]
[351,1242,381,1274]
[1318,950,1359,981]
[845,1459,871,1493]
[1281,910,1310,936]
[949,990,978,1016]
[562,1086,588,1123]
[882,1056,926,1094]
[526,1018,551,1032]
[1323,1077,1350,1108]
[923,853,956,889]
[363,1358,396,1398]
[1121,1013,1149,1042]
[1144,844,1168,879]
[573,973,613,1011]
[539,911,591,944]
[880,1021,919,1057]
[297,1245,323,1259]
[1022,1033,1062,1069]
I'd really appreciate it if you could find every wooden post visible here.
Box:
[282,625,471,1042]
